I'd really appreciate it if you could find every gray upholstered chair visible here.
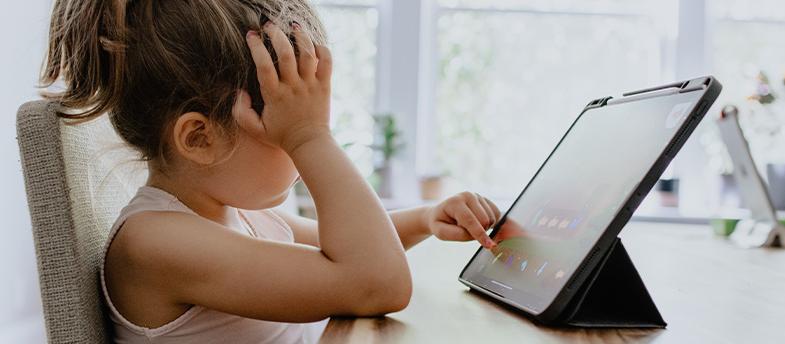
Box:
[17,100,147,343]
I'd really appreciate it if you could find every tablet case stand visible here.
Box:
[557,238,666,328]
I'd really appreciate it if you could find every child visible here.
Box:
[42,0,500,342]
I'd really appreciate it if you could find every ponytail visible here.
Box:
[41,0,129,122]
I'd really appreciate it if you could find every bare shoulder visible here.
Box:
[104,211,231,326]
[109,211,195,270]
[107,211,243,282]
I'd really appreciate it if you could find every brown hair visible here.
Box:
[41,0,326,164]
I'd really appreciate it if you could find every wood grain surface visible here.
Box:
[319,222,785,344]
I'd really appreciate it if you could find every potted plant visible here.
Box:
[370,113,405,198]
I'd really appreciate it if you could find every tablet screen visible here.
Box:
[461,90,703,314]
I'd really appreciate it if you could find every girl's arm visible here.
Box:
[110,23,410,324]
[277,192,502,250]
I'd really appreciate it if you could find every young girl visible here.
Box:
[42,0,500,342]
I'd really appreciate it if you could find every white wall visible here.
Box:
[0,1,52,342]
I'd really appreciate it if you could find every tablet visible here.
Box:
[717,105,785,247]
[459,76,722,324]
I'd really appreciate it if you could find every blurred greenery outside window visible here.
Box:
[313,0,785,212]
[314,0,379,178]
[704,0,785,177]
[433,1,662,198]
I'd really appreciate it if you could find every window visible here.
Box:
[314,0,379,177]
[432,1,666,198]
[309,0,784,215]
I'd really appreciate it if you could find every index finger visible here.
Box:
[455,204,496,249]
[246,30,279,91]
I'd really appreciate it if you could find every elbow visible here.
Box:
[380,277,412,314]
[353,269,413,316]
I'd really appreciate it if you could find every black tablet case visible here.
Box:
[557,238,666,328]
[461,76,721,329]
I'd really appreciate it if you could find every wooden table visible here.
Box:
[319,222,785,343]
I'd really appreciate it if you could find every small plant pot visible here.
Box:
[374,164,393,199]
[420,175,444,201]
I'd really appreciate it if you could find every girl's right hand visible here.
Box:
[235,22,333,155]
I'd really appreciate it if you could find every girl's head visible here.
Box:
[42,0,326,209]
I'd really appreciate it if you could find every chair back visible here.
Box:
[16,100,146,343]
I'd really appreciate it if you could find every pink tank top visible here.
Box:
[99,186,328,343]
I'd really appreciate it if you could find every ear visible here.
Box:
[171,112,222,165]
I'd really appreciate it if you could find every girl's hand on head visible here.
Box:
[234,22,333,154]
[425,192,502,249]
